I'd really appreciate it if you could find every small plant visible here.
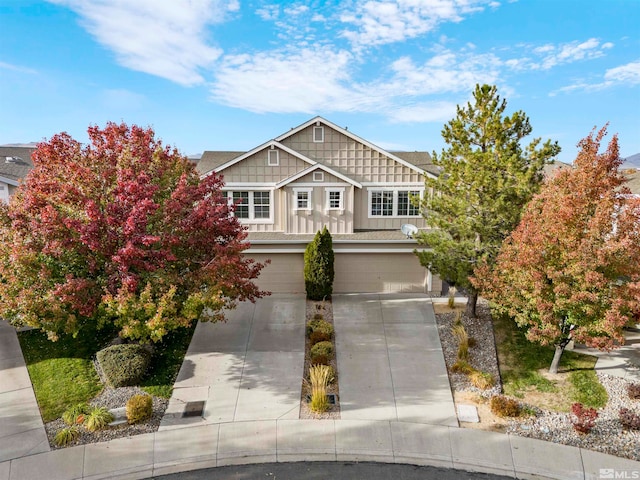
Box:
[619,408,640,430]
[468,337,477,348]
[490,395,521,418]
[126,394,153,424]
[310,330,331,345]
[571,402,598,434]
[627,383,640,400]
[96,343,151,387]
[469,370,495,390]
[451,360,475,375]
[61,403,91,426]
[447,288,455,309]
[452,324,470,360]
[54,426,80,447]
[308,365,332,413]
[453,310,462,326]
[306,319,334,338]
[310,341,334,365]
[85,406,114,432]
[313,312,324,320]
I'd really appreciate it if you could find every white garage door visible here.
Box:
[250,253,305,293]
[334,252,427,293]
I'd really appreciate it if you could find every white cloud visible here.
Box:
[48,0,235,86]
[505,38,614,72]
[256,4,279,20]
[340,0,493,49]
[0,61,38,74]
[387,101,458,123]
[551,60,640,96]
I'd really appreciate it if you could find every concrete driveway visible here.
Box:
[161,293,456,429]
[334,294,458,426]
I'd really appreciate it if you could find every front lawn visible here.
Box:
[19,322,195,422]
[492,313,608,411]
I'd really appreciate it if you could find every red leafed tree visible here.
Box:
[0,123,266,343]
[473,126,640,373]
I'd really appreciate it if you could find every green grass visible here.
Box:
[140,322,196,398]
[18,326,114,422]
[493,313,608,411]
[19,320,195,421]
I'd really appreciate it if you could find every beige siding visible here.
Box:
[284,183,354,234]
[334,252,429,293]
[280,126,423,184]
[220,148,309,183]
[249,253,304,293]
[0,182,9,203]
[353,188,427,231]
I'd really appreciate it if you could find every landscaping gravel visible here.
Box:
[435,298,640,462]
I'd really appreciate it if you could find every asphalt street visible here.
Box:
[154,462,513,480]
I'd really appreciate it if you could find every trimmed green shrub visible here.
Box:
[62,403,91,426]
[126,394,153,424]
[306,319,334,345]
[97,343,151,387]
[310,341,333,358]
[304,227,335,300]
[54,426,80,446]
[490,395,521,418]
[85,406,114,432]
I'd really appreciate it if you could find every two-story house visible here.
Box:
[196,116,443,295]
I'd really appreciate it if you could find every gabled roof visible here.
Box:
[0,146,36,183]
[276,116,430,177]
[275,163,363,189]
[208,140,315,175]
[195,151,243,175]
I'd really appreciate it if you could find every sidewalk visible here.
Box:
[0,321,49,463]
[1,297,640,479]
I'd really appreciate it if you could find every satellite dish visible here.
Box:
[401,223,419,238]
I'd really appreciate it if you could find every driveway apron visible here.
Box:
[334,294,458,426]
[160,294,305,430]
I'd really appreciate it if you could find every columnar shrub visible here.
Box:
[97,344,151,387]
[126,394,153,424]
[304,227,335,300]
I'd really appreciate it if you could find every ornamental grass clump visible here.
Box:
[490,395,521,418]
[61,403,91,426]
[309,364,332,413]
[54,426,80,447]
[85,406,114,432]
[469,370,495,390]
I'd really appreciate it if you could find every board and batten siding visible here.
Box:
[283,182,354,234]
[219,148,308,184]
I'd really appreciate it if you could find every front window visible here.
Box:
[295,189,311,210]
[369,189,422,217]
[227,190,272,222]
[326,188,344,210]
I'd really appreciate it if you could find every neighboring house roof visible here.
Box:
[0,146,36,185]
[195,151,243,176]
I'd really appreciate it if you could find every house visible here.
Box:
[0,145,37,204]
[197,116,443,295]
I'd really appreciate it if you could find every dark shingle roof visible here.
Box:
[390,151,438,176]
[196,151,244,175]
[0,146,36,183]
[624,170,640,195]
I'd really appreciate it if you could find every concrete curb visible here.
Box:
[2,420,639,480]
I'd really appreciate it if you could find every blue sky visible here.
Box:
[1,0,639,163]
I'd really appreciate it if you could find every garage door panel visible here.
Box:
[334,253,426,294]
[250,253,304,293]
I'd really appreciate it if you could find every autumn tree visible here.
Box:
[474,127,640,373]
[0,123,266,343]
[416,84,560,317]
[304,226,335,300]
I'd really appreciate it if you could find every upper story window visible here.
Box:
[227,190,273,222]
[369,189,422,217]
[293,188,312,210]
[325,188,344,211]
[313,126,324,143]
[267,149,279,166]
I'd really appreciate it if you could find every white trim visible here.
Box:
[313,126,324,143]
[313,171,324,182]
[325,187,345,211]
[248,239,424,244]
[274,116,427,176]
[267,149,279,166]
[224,189,274,224]
[0,176,19,186]
[361,182,424,187]
[292,187,312,211]
[368,187,423,218]
[210,140,315,175]
[286,182,349,188]
[224,182,277,188]
[246,248,427,254]
[275,163,362,189]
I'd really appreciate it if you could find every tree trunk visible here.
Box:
[465,291,478,318]
[549,344,565,374]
